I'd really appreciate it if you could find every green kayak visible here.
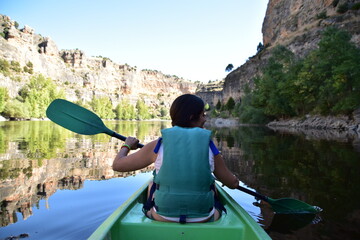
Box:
[88,182,271,240]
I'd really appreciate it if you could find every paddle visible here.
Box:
[46,99,144,148]
[47,99,319,214]
[237,185,321,214]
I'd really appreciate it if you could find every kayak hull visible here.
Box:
[88,182,271,240]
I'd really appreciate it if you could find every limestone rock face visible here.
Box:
[0,14,197,109]
[262,0,360,56]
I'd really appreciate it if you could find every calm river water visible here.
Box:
[0,120,359,240]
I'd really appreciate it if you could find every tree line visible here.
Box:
[0,73,156,120]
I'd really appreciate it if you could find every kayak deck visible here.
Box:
[88,182,271,240]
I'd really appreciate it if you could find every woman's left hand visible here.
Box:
[124,136,140,150]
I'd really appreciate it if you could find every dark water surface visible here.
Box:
[0,120,359,239]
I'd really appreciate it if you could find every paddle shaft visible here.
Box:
[237,185,269,202]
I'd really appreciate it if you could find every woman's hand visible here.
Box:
[124,136,140,150]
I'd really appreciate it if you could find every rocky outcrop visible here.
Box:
[263,0,360,55]
[267,112,360,134]
[196,91,223,107]
[206,118,239,127]
[0,14,198,110]
[222,53,269,103]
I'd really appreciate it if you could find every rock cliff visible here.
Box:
[0,14,197,111]
[222,0,360,104]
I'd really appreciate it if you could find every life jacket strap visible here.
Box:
[142,182,157,215]
[211,184,227,214]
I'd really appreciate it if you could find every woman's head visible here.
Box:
[170,94,206,128]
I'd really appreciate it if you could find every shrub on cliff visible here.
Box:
[23,61,34,74]
[0,59,10,76]
[337,3,349,13]
[10,61,21,72]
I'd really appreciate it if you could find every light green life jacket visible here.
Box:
[153,126,215,218]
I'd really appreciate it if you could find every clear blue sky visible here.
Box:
[1,0,268,83]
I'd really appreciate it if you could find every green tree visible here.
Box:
[204,103,210,111]
[225,64,234,72]
[225,97,235,112]
[245,27,360,120]
[159,107,168,118]
[257,42,265,53]
[299,27,360,115]
[0,87,9,113]
[252,45,297,118]
[238,84,269,124]
[2,99,31,119]
[136,99,150,120]
[90,96,115,119]
[18,74,64,118]
[115,99,136,120]
[216,100,222,110]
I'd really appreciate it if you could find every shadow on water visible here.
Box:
[208,125,360,239]
[266,213,320,234]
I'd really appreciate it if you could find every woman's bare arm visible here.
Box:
[112,139,158,172]
[213,154,239,189]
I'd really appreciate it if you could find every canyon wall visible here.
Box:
[1,1,360,113]
[0,14,197,111]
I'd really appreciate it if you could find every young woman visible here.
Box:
[112,94,239,223]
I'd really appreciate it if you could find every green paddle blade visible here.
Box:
[237,185,321,214]
[267,197,321,214]
[46,99,144,148]
[46,99,113,135]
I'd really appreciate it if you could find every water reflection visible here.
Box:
[0,121,360,239]
[0,120,171,227]
[209,125,360,239]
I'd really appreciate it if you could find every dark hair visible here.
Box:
[170,94,204,127]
